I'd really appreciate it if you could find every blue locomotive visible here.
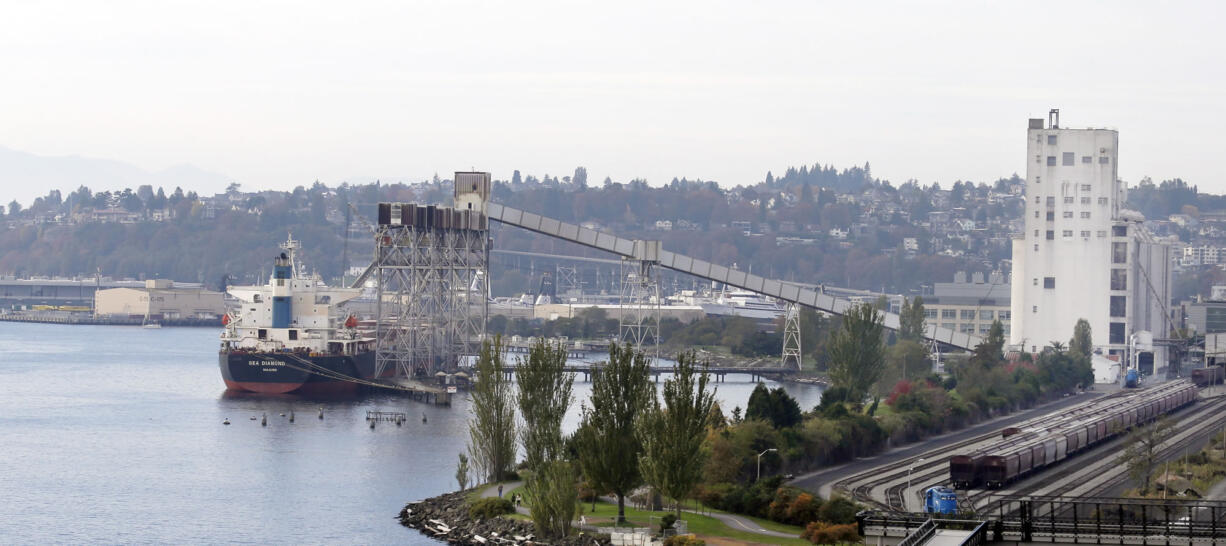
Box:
[923,486,958,514]
[1124,368,1140,388]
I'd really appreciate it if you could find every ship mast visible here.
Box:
[280,233,302,279]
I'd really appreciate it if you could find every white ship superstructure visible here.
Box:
[221,235,371,355]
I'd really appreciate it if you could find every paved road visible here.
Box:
[789,390,1109,499]
[700,511,797,538]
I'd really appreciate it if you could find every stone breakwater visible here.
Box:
[398,490,611,545]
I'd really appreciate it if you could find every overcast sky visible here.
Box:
[1,0,1222,203]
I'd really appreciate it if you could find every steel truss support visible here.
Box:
[781,302,802,370]
[619,257,660,359]
[373,213,488,379]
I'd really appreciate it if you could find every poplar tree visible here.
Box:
[456,453,470,491]
[467,336,517,484]
[637,351,716,518]
[1069,318,1093,360]
[827,303,886,404]
[516,338,573,469]
[898,296,927,341]
[516,338,578,538]
[575,343,655,524]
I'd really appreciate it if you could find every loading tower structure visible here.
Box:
[618,240,661,359]
[371,172,491,378]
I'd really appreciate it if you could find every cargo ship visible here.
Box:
[219,235,376,394]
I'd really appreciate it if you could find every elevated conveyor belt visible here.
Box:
[486,202,981,351]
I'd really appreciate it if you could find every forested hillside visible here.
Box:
[0,165,1214,297]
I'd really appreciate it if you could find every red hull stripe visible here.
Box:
[224,379,359,395]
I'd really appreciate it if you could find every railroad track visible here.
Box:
[967,396,1226,516]
[838,381,1207,512]
[838,389,1134,510]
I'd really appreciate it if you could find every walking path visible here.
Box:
[479,481,529,515]
[477,482,798,539]
[595,494,799,539]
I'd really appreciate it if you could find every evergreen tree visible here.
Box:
[637,351,716,518]
[511,170,522,185]
[575,343,655,524]
[970,320,1006,368]
[745,382,802,428]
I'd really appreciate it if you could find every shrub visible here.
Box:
[695,483,729,508]
[817,496,859,525]
[576,480,598,502]
[468,497,514,519]
[786,492,822,526]
[660,513,678,532]
[663,535,706,546]
[768,488,796,522]
[803,522,861,544]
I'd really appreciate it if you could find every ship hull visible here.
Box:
[219,350,377,395]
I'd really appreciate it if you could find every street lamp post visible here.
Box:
[757,448,778,482]
[907,458,925,511]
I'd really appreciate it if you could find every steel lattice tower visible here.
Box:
[781,302,802,370]
[372,173,491,378]
[618,240,661,359]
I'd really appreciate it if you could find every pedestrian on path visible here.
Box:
[498,484,503,498]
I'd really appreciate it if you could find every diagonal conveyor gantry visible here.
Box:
[484,203,980,351]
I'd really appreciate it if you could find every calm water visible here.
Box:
[0,322,823,544]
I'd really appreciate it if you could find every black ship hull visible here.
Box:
[219,350,377,394]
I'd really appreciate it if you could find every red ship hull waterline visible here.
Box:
[219,350,377,395]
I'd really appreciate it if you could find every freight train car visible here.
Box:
[948,390,1143,488]
[1192,366,1224,387]
[950,381,1198,489]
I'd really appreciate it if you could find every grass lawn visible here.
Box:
[479,484,810,544]
[579,500,809,545]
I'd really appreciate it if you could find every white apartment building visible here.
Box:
[1182,245,1225,266]
[1009,111,1171,363]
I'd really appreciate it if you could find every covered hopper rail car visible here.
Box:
[950,380,1198,489]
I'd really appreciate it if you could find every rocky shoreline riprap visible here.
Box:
[398,490,612,545]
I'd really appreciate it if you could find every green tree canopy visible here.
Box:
[898,296,927,341]
[575,343,656,523]
[745,382,802,428]
[467,336,517,484]
[637,351,717,517]
[1069,318,1093,360]
[827,303,886,404]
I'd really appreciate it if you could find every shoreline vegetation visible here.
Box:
[401,305,1098,544]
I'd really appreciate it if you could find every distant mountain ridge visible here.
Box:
[0,146,233,205]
